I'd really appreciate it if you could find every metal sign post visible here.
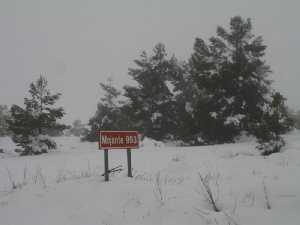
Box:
[98,131,139,182]
[127,148,132,177]
[104,149,109,181]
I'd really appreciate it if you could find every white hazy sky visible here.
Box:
[1,0,299,124]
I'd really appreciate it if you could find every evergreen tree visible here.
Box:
[8,75,65,155]
[289,110,300,129]
[69,119,88,137]
[123,43,178,140]
[85,78,132,141]
[0,105,11,136]
[165,61,200,144]
[256,92,294,155]
[188,16,275,144]
[187,16,292,152]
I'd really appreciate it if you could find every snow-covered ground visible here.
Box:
[1,132,300,225]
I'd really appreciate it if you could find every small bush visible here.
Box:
[263,180,271,210]
[198,172,220,212]
[153,171,167,206]
[256,136,285,156]
[5,166,28,190]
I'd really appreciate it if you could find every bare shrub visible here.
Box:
[22,165,28,186]
[33,166,47,188]
[195,172,240,225]
[5,167,17,190]
[56,169,68,183]
[198,172,220,212]
[134,171,153,183]
[5,166,28,190]
[153,171,166,206]
[241,191,255,207]
[263,180,271,210]
[80,160,92,178]
[171,154,181,162]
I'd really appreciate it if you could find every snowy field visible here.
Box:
[1,132,300,225]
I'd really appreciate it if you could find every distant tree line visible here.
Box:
[85,16,294,155]
[67,119,88,137]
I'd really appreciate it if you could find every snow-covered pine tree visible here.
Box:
[69,119,88,137]
[166,60,201,144]
[289,110,300,129]
[256,92,294,155]
[85,78,133,142]
[214,16,273,137]
[188,16,292,152]
[8,75,65,155]
[188,36,243,144]
[0,105,11,136]
[123,43,178,141]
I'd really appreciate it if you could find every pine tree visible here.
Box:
[165,60,200,144]
[8,75,65,155]
[187,16,292,152]
[289,110,300,129]
[256,92,294,155]
[70,119,88,137]
[0,105,11,136]
[85,78,133,142]
[188,16,274,144]
[123,43,178,140]
[188,37,243,143]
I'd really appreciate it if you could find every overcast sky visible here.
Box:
[1,0,299,124]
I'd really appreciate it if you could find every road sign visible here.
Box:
[99,131,139,149]
[97,131,139,181]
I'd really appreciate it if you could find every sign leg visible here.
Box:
[127,148,133,177]
[104,149,109,181]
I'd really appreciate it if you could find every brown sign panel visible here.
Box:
[98,131,139,149]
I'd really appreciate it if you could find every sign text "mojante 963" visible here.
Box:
[98,131,139,149]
